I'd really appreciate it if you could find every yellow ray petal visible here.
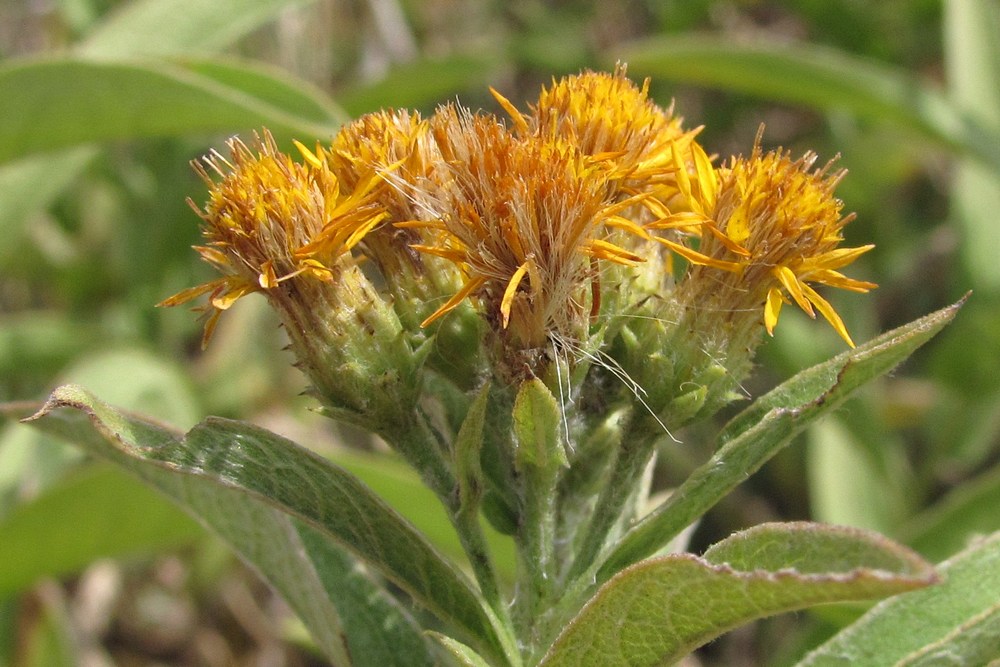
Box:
[703,221,751,257]
[646,211,711,231]
[691,141,718,207]
[293,140,324,169]
[799,244,875,272]
[421,275,488,328]
[583,238,645,266]
[772,265,814,317]
[258,260,279,289]
[810,269,878,293]
[605,214,652,239]
[671,141,694,202]
[211,282,257,310]
[156,279,225,308]
[200,308,224,350]
[489,87,530,135]
[800,281,855,347]
[501,261,532,328]
[764,286,786,336]
[654,237,743,271]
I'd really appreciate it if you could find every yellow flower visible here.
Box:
[403,106,646,350]
[158,130,386,345]
[325,109,436,220]
[493,66,703,208]
[650,139,876,346]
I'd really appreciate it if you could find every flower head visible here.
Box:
[326,109,436,221]
[405,106,646,351]
[160,130,426,427]
[494,66,703,209]
[652,139,876,346]
[159,130,386,345]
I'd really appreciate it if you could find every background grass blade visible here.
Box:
[944,0,1000,289]
[76,0,320,59]
[617,35,1000,171]
[0,58,343,164]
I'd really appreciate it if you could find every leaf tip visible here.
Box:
[19,384,94,424]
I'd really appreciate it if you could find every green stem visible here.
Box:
[565,415,658,582]
[513,464,559,643]
[385,415,506,616]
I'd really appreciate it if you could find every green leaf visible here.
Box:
[338,55,497,116]
[701,523,933,576]
[0,312,100,383]
[429,633,495,667]
[55,348,202,427]
[0,0,322,262]
[0,58,342,165]
[719,297,966,448]
[596,298,964,581]
[335,446,515,579]
[0,463,203,598]
[895,606,1000,667]
[513,378,567,472]
[77,0,320,59]
[282,520,437,667]
[617,35,1000,172]
[944,0,1000,289]
[807,418,894,532]
[896,464,1000,563]
[455,382,490,515]
[3,400,434,667]
[797,531,1000,666]
[182,57,349,128]
[0,148,99,267]
[540,523,936,667]
[18,385,506,664]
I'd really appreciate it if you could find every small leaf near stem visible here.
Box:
[511,379,568,640]
[449,383,507,613]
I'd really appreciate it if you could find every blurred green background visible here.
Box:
[1,0,998,665]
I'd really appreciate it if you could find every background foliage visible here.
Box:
[1,0,997,665]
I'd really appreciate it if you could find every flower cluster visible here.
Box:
[163,67,874,429]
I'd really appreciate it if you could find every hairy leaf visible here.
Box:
[18,386,504,664]
[798,530,1000,665]
[541,523,936,667]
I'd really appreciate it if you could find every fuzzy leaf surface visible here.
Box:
[541,522,936,667]
[18,386,502,664]
[797,530,1000,666]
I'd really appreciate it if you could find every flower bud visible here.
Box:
[159,131,423,429]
